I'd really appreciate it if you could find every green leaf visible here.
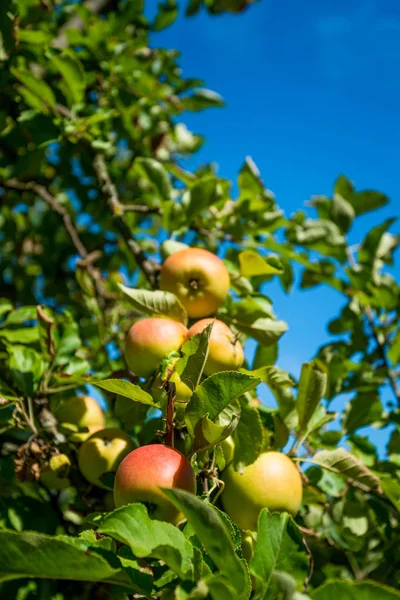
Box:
[312,580,400,600]
[358,219,395,266]
[185,371,261,438]
[0,530,134,588]
[8,345,44,396]
[19,29,51,45]
[388,330,400,366]
[381,478,400,512]
[134,157,171,201]
[310,448,381,492]
[239,251,283,277]
[187,176,224,221]
[194,408,239,451]
[181,89,224,111]
[0,327,39,344]
[0,0,17,61]
[330,193,355,233]
[343,393,382,433]
[98,503,193,580]
[11,67,56,110]
[0,299,13,318]
[49,50,86,106]
[233,398,264,470]
[153,0,178,30]
[176,322,213,391]
[0,306,37,326]
[253,343,278,369]
[250,510,309,600]
[296,361,327,434]
[234,318,288,346]
[161,240,189,259]
[119,285,187,325]
[163,489,250,599]
[93,379,159,407]
[334,175,389,216]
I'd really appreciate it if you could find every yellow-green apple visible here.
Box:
[125,318,188,378]
[40,454,71,490]
[56,395,105,441]
[221,451,303,531]
[151,370,193,424]
[220,436,235,467]
[159,248,230,318]
[114,444,196,523]
[78,428,135,488]
[187,318,244,376]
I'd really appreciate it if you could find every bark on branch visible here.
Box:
[93,153,160,288]
[2,179,108,307]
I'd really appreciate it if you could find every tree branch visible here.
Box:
[2,179,108,308]
[93,153,160,288]
[365,306,400,407]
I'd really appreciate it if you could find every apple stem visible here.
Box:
[165,381,176,448]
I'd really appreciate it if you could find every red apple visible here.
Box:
[114,444,196,523]
[125,317,188,378]
[187,318,244,376]
[221,451,303,531]
[159,248,230,318]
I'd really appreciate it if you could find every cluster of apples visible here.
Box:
[125,248,244,380]
[47,248,302,534]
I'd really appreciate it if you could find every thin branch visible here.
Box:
[365,306,400,407]
[93,153,159,288]
[2,179,108,308]
[346,246,400,407]
[122,204,162,215]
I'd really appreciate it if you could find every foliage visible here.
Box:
[1,1,400,599]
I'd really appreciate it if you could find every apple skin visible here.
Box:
[125,318,188,379]
[56,395,105,440]
[221,452,303,531]
[159,248,230,318]
[78,428,135,488]
[152,371,193,424]
[187,319,244,376]
[114,444,196,524]
[41,454,71,491]
[220,436,235,467]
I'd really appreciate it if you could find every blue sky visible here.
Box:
[95,1,400,450]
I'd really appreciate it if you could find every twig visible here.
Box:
[93,153,160,288]
[2,179,108,308]
[165,381,176,448]
[302,534,314,591]
[365,306,400,407]
[19,399,38,436]
[122,205,162,215]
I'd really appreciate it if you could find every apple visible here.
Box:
[125,317,188,378]
[219,436,235,467]
[40,454,71,491]
[151,370,192,424]
[221,451,303,531]
[56,395,105,441]
[114,444,196,524]
[78,428,135,488]
[186,319,244,376]
[159,248,230,318]
[151,371,193,405]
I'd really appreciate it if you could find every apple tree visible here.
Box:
[1,1,400,599]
